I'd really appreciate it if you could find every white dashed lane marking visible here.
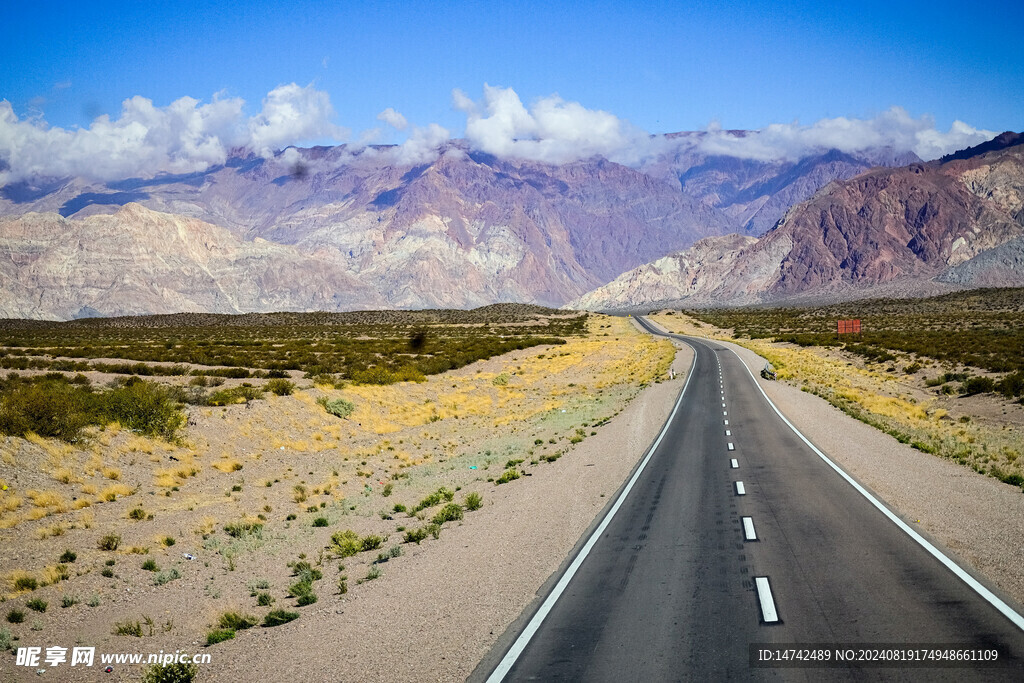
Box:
[742,516,757,541]
[735,481,745,495]
[727,442,735,451]
[730,459,738,469]
[755,577,779,623]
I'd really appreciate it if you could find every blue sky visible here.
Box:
[1,0,1021,179]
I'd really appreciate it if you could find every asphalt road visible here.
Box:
[480,318,1024,682]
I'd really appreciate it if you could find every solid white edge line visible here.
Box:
[729,346,1024,633]
[484,330,699,682]
[735,481,746,495]
[742,516,757,541]
[730,458,739,469]
[754,576,779,622]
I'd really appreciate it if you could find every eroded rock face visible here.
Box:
[0,136,914,319]
[0,205,380,319]
[572,135,1024,310]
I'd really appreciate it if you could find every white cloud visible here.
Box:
[0,83,345,183]
[455,85,662,165]
[697,107,996,162]
[376,107,408,131]
[246,83,346,158]
[387,123,451,165]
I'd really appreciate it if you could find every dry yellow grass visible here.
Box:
[98,483,133,502]
[26,489,68,512]
[212,458,243,473]
[35,523,66,540]
[6,570,38,594]
[102,466,122,480]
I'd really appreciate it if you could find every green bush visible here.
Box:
[404,527,428,544]
[113,620,143,637]
[141,661,199,683]
[312,517,329,527]
[961,376,996,396]
[330,529,362,557]
[432,503,464,525]
[205,628,235,646]
[360,535,384,552]
[6,609,25,624]
[464,492,483,511]
[224,521,263,538]
[265,378,295,396]
[496,468,521,484]
[413,487,454,512]
[100,380,185,440]
[98,534,121,551]
[59,550,77,563]
[218,612,258,630]
[13,575,37,591]
[262,609,299,627]
[142,559,159,572]
[317,396,354,418]
[26,598,47,613]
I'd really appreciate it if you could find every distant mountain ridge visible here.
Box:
[571,133,1024,311]
[0,133,925,319]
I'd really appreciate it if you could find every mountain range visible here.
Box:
[0,132,922,319]
[572,132,1024,311]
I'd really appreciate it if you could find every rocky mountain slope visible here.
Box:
[0,135,913,319]
[572,133,1024,310]
[0,204,380,319]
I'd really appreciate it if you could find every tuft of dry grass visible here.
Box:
[98,483,133,502]
[101,467,122,480]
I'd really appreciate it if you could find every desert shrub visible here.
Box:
[997,371,1024,398]
[205,628,235,646]
[61,595,78,608]
[903,362,922,374]
[312,516,329,527]
[59,549,77,563]
[262,609,299,627]
[317,396,354,418]
[496,468,521,484]
[266,378,295,396]
[0,627,13,652]
[208,386,264,406]
[142,559,158,572]
[492,372,509,386]
[13,575,38,591]
[6,609,25,624]
[0,379,92,441]
[128,507,147,520]
[99,381,185,440]
[153,568,181,586]
[432,503,464,525]
[330,530,362,557]
[26,598,47,613]
[113,620,143,637]
[256,592,274,606]
[413,487,454,512]
[224,520,263,538]
[464,492,483,511]
[961,376,995,396]
[141,661,199,683]
[98,534,121,551]
[404,527,428,544]
[360,535,384,552]
[218,611,258,630]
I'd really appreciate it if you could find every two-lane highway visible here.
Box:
[481,318,1024,681]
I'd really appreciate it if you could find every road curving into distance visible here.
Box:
[478,317,1024,682]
